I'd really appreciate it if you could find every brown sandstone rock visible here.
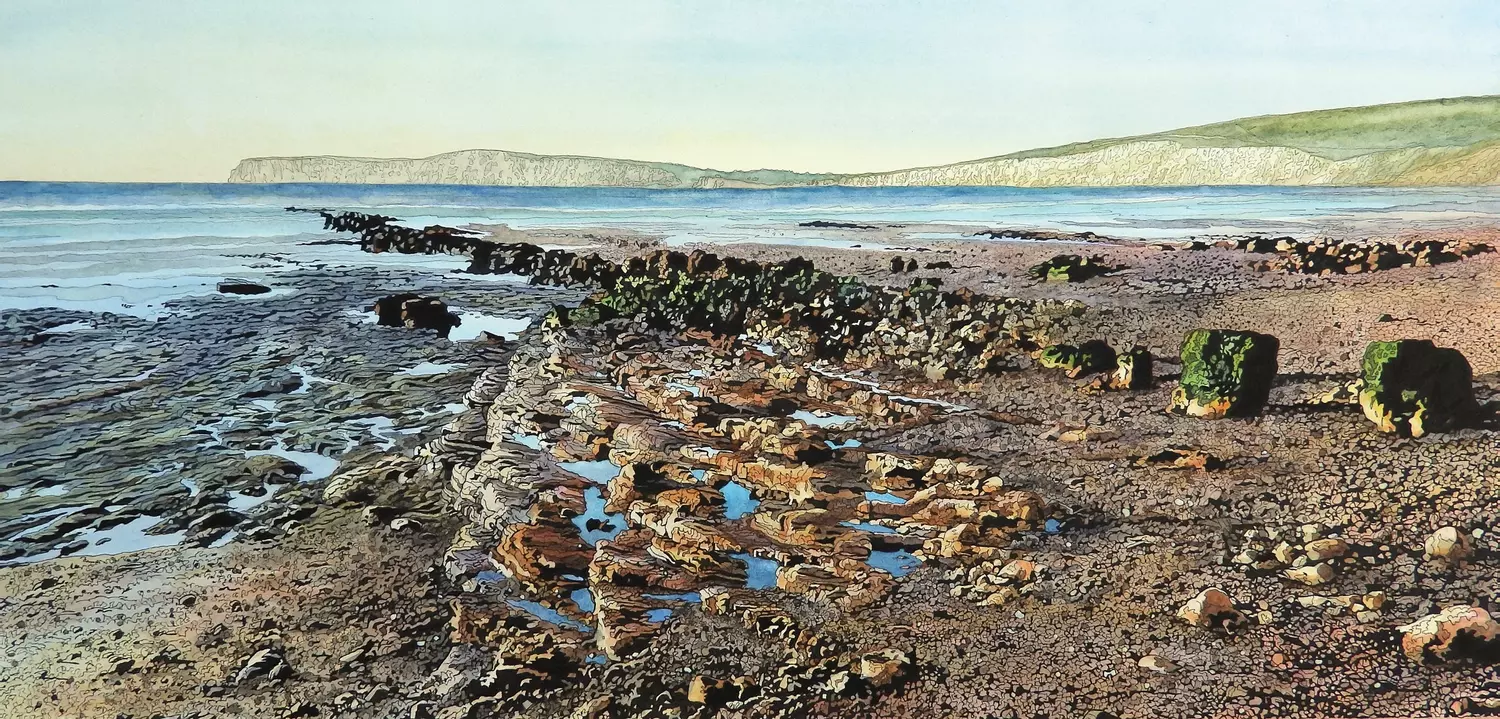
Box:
[1399,605,1500,664]
[1177,588,1248,631]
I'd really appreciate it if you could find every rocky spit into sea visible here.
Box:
[2,213,1499,719]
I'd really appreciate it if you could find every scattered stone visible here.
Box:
[857,648,912,687]
[1303,538,1349,562]
[1138,654,1177,673]
[234,647,291,684]
[1285,562,1335,586]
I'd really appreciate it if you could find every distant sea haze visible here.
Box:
[4,182,1499,317]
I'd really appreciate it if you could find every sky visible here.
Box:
[3,0,1500,182]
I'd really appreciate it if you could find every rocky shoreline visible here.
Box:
[4,212,1500,718]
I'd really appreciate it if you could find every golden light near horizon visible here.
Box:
[2,0,1500,182]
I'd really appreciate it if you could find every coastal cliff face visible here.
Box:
[830,140,1499,187]
[228,150,832,188]
[229,95,1500,187]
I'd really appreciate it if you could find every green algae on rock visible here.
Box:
[1037,340,1117,378]
[1027,254,1122,283]
[1168,329,1280,418]
[1358,340,1478,437]
[1107,346,1154,390]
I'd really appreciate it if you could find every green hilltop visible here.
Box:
[1006,95,1500,162]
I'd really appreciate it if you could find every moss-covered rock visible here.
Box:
[1038,340,1117,378]
[1168,330,1280,418]
[1028,254,1121,283]
[1358,340,1477,437]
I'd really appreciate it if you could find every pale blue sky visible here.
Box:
[3,0,1499,181]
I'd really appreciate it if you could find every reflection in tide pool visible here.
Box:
[842,520,898,535]
[645,608,674,623]
[572,487,624,546]
[792,410,856,428]
[721,481,759,520]
[448,311,533,342]
[507,599,593,632]
[509,433,544,450]
[72,515,187,558]
[558,460,619,484]
[227,483,282,511]
[399,361,461,376]
[866,549,924,577]
[733,553,780,590]
[864,491,907,505]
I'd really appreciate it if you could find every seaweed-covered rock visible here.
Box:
[1028,254,1121,283]
[1358,340,1477,437]
[371,294,462,339]
[1037,340,1117,378]
[1168,329,1279,418]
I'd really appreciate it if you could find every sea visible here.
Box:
[4,182,1500,317]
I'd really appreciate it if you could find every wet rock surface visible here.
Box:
[0,262,578,566]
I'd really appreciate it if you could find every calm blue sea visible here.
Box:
[4,182,1499,317]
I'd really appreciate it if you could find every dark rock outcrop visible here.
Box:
[1028,254,1123,283]
[217,279,271,295]
[1358,340,1478,437]
[1230,235,1492,275]
[371,294,461,338]
[1037,340,1117,378]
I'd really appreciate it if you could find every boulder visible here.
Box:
[217,279,271,295]
[1398,605,1500,664]
[1176,588,1247,631]
[372,294,462,339]
[1107,346,1153,390]
[1168,329,1279,418]
[1358,340,1477,437]
[1037,340,1117,379]
[1028,254,1121,283]
[491,524,594,584]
